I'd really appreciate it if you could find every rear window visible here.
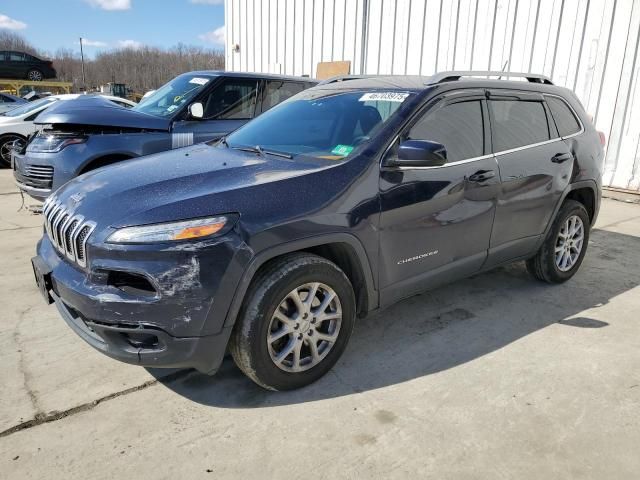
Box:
[546,96,582,137]
[489,100,550,152]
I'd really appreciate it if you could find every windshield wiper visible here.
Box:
[233,145,293,159]
[218,136,229,148]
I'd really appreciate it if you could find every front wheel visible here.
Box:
[0,134,24,168]
[526,199,591,283]
[229,253,356,391]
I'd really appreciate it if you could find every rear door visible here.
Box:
[258,80,307,114]
[486,90,573,265]
[172,77,259,145]
[378,90,500,305]
[6,52,26,78]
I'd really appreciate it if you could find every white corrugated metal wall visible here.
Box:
[225,0,640,192]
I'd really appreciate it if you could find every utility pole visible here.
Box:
[79,37,86,92]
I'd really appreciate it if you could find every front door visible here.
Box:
[379,91,500,306]
[486,91,574,265]
[172,77,260,146]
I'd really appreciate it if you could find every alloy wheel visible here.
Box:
[267,282,342,373]
[28,70,43,81]
[555,214,584,272]
[0,135,22,166]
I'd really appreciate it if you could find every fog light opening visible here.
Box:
[107,270,157,296]
[121,332,159,350]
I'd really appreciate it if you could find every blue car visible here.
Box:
[32,72,603,390]
[13,71,316,200]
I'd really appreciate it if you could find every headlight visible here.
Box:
[28,134,87,153]
[107,216,231,244]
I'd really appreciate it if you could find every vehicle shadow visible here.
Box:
[151,227,640,408]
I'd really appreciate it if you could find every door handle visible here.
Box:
[551,152,573,163]
[468,169,496,182]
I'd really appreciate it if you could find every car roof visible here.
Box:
[181,70,318,83]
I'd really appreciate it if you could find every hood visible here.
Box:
[35,96,171,131]
[50,143,340,235]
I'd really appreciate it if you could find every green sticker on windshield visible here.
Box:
[331,145,354,156]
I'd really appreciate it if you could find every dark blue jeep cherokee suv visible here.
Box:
[32,72,603,390]
[14,71,316,200]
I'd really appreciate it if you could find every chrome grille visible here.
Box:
[42,197,95,268]
[19,165,54,189]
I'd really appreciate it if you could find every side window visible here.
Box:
[9,52,25,61]
[201,79,258,120]
[261,81,306,112]
[546,96,582,137]
[489,100,550,152]
[407,100,485,162]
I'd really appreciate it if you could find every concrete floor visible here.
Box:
[1,169,639,479]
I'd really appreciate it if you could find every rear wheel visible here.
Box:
[526,199,590,283]
[229,253,356,391]
[27,69,43,81]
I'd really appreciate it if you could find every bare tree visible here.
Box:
[0,30,225,95]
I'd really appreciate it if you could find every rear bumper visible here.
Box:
[53,290,231,373]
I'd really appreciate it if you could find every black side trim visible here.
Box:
[223,233,378,328]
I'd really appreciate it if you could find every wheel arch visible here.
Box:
[565,185,596,222]
[223,234,378,329]
[547,180,599,233]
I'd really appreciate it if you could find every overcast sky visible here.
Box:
[0,0,225,56]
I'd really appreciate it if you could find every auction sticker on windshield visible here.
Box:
[189,77,210,85]
[358,92,409,102]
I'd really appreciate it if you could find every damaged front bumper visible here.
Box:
[35,231,248,374]
[52,289,232,373]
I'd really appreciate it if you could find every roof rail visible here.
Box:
[426,71,553,85]
[318,74,382,85]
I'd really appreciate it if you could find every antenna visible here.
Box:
[498,61,509,80]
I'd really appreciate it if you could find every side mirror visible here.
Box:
[188,102,204,119]
[390,140,447,167]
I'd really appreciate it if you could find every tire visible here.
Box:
[526,199,590,283]
[27,69,43,81]
[229,253,356,391]
[0,134,24,168]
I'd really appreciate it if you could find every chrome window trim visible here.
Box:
[392,153,495,170]
[380,92,586,171]
[493,137,563,157]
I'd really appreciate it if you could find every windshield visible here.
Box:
[132,74,215,117]
[225,90,413,160]
[2,97,57,117]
